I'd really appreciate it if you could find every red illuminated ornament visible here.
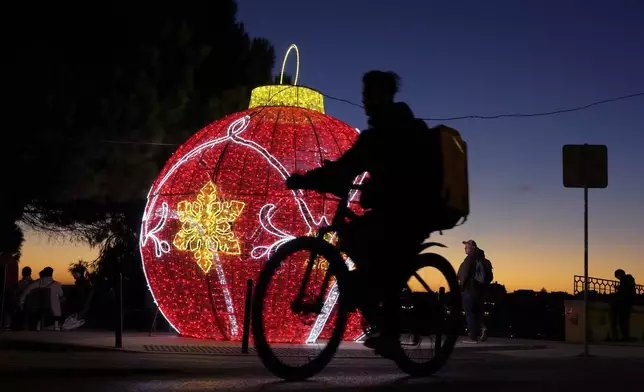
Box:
[140,44,365,343]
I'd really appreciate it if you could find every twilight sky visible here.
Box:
[21,0,644,291]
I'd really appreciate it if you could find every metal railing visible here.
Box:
[573,275,644,296]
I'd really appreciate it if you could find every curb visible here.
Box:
[0,339,141,354]
[0,338,549,357]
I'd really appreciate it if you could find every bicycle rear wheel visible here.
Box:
[393,252,462,377]
[252,236,350,381]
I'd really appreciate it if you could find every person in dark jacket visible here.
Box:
[64,265,93,330]
[287,70,442,354]
[1,252,19,328]
[458,239,486,343]
[3,266,33,330]
[611,269,636,341]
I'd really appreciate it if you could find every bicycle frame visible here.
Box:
[291,186,357,314]
[291,185,448,315]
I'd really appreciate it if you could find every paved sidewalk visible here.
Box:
[480,343,644,359]
[0,330,550,357]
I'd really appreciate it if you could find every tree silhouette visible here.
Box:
[0,223,24,261]
[3,1,277,295]
[68,259,93,275]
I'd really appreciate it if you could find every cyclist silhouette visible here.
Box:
[287,71,443,354]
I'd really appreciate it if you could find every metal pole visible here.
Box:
[583,185,589,356]
[241,279,253,354]
[149,306,159,337]
[0,263,6,329]
[437,286,445,352]
[115,273,123,348]
[580,143,591,357]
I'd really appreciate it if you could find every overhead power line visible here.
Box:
[321,91,644,121]
[35,90,644,147]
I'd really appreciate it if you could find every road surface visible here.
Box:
[0,347,641,391]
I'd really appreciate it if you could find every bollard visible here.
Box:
[149,307,159,337]
[241,279,253,354]
[436,286,446,352]
[0,264,6,329]
[115,273,123,348]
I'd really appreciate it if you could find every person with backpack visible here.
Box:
[475,249,494,342]
[19,267,64,331]
[457,240,493,343]
[287,70,464,355]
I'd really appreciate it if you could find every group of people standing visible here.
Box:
[2,264,93,331]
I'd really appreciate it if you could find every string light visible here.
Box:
[140,44,366,342]
[141,198,171,258]
[280,44,300,85]
[173,181,245,274]
[140,106,365,342]
[248,85,325,113]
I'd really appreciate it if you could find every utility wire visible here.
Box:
[43,90,644,147]
[321,91,644,121]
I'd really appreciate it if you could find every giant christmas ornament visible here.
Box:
[140,45,365,343]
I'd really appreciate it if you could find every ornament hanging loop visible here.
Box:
[279,44,300,86]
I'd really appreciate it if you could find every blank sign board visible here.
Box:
[562,144,608,189]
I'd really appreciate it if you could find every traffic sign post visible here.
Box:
[562,144,607,357]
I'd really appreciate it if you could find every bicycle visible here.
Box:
[252,184,462,381]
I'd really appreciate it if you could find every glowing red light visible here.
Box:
[140,106,364,342]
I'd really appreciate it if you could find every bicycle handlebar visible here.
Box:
[287,178,363,227]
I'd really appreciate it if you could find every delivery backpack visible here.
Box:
[415,120,470,231]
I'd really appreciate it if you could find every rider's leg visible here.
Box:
[364,227,426,354]
[343,211,432,354]
[339,213,380,317]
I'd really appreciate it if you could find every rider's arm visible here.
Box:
[295,130,372,193]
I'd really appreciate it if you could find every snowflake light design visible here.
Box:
[173,181,245,273]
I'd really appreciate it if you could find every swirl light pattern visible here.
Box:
[139,44,365,343]
[140,107,366,342]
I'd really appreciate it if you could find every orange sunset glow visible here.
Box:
[18,219,643,292]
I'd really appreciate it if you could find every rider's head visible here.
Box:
[462,240,477,255]
[362,71,400,117]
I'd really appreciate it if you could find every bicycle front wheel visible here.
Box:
[252,236,351,381]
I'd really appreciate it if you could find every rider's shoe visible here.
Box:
[363,334,380,349]
[364,333,397,360]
